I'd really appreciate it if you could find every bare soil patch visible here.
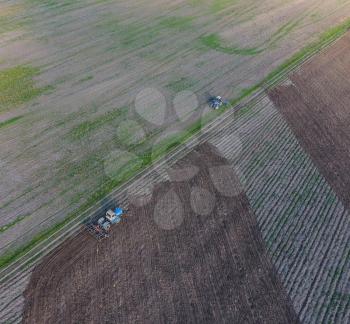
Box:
[22,143,298,324]
[268,32,350,211]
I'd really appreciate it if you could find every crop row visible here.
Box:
[215,99,350,323]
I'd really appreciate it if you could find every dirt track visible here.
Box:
[23,143,299,324]
[269,32,350,211]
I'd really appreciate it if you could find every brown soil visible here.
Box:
[22,143,299,324]
[268,32,350,211]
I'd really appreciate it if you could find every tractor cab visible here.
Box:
[105,207,123,224]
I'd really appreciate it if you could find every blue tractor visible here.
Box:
[208,96,229,110]
[86,206,126,240]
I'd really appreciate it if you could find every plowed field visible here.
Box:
[23,144,299,324]
[269,32,350,212]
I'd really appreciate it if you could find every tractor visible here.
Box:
[208,96,228,110]
[86,206,125,241]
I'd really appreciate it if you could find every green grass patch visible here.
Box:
[0,215,27,234]
[101,15,194,51]
[115,120,146,146]
[0,213,78,270]
[159,16,193,31]
[2,19,350,271]
[0,66,48,111]
[100,18,160,50]
[78,75,93,83]
[0,16,22,34]
[69,107,128,140]
[0,115,23,129]
[105,152,144,184]
[200,34,263,56]
[211,0,237,13]
[267,19,300,49]
[121,24,160,48]
[166,77,195,92]
[199,18,301,56]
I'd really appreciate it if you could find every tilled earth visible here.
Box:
[269,32,350,212]
[22,143,299,324]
